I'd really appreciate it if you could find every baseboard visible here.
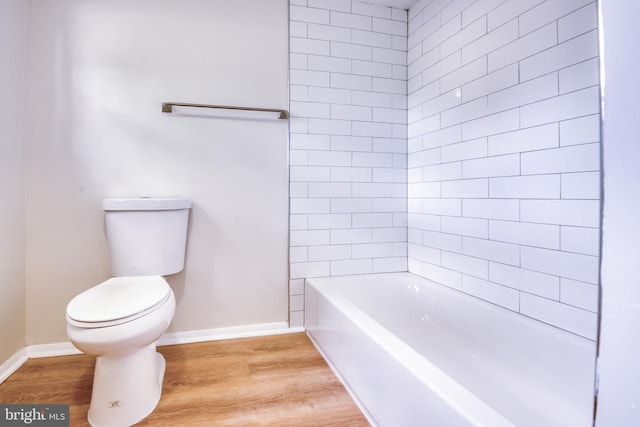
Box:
[0,323,302,385]
[158,322,300,346]
[0,349,28,384]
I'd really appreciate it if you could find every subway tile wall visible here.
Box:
[407,0,600,340]
[289,0,409,327]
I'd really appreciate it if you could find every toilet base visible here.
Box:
[87,343,166,427]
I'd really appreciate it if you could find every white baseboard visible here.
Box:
[0,322,304,384]
[0,349,28,384]
[158,322,301,346]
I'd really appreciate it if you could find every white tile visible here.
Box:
[420,16,462,57]
[352,242,393,258]
[330,166,372,182]
[308,182,351,198]
[290,278,306,296]
[487,0,545,31]
[422,230,463,252]
[441,178,489,198]
[462,0,506,27]
[353,60,393,78]
[441,216,489,238]
[353,152,393,167]
[489,220,560,249]
[290,166,331,182]
[289,199,330,214]
[463,236,520,266]
[409,213,441,231]
[521,143,600,175]
[392,8,408,23]
[520,86,600,128]
[409,243,441,264]
[290,69,330,86]
[373,198,406,213]
[520,30,599,82]
[488,123,559,156]
[290,22,308,39]
[331,41,373,60]
[331,228,372,244]
[353,90,393,107]
[409,79,439,107]
[291,101,331,119]
[290,215,308,231]
[373,257,408,273]
[422,262,463,290]
[291,37,331,56]
[331,197,372,213]
[521,200,600,227]
[488,22,557,72]
[308,54,352,73]
[291,5,331,24]
[331,135,373,152]
[422,199,462,216]
[561,172,600,200]
[561,226,600,256]
[441,15,487,59]
[290,230,331,246]
[408,147,439,169]
[373,108,407,124]
[290,84,308,101]
[441,97,487,128]
[290,182,308,198]
[373,17,407,36]
[462,108,519,140]
[489,174,561,199]
[290,294,305,311]
[422,51,462,86]
[560,114,600,147]
[308,244,351,261]
[308,23,351,42]
[373,77,406,94]
[307,86,350,104]
[290,261,330,279]
[331,259,373,275]
[559,58,599,94]
[519,0,593,36]
[441,57,488,94]
[521,245,599,284]
[422,162,463,182]
[353,213,394,228]
[353,1,392,19]
[331,104,372,121]
[291,133,331,150]
[560,278,599,312]
[558,2,598,42]
[422,89,462,118]
[463,199,519,221]
[289,310,305,328]
[441,0,477,23]
[462,153,520,179]
[373,167,406,183]
[462,64,519,103]
[409,46,440,79]
[408,115,440,139]
[331,72,372,90]
[353,121,393,137]
[520,293,597,340]
[461,19,519,65]
[441,138,488,163]
[308,118,351,135]
[308,0,351,12]
[372,227,407,242]
[462,275,520,311]
[352,29,393,48]
[353,182,394,197]
[441,251,489,279]
[290,149,308,166]
[489,262,560,299]
[422,125,462,149]
[307,213,352,229]
[488,72,558,115]
[331,10,372,30]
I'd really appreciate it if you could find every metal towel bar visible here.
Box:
[161,102,289,119]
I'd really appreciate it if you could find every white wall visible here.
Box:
[0,0,30,362]
[288,0,409,327]
[24,0,290,344]
[596,1,640,425]
[407,0,601,340]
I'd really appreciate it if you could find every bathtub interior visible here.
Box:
[306,272,597,427]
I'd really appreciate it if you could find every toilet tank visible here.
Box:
[102,198,191,277]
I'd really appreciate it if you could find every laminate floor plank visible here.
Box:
[0,333,369,426]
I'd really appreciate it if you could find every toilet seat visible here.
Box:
[67,276,172,328]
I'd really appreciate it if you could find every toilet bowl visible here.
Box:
[66,276,176,427]
[65,197,191,427]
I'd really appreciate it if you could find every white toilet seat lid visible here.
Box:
[66,276,171,324]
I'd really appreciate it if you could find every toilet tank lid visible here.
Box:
[102,197,192,211]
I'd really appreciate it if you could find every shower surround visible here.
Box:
[289,0,600,341]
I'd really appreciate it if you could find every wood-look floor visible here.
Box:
[0,333,369,426]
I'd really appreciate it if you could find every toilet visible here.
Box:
[66,197,191,427]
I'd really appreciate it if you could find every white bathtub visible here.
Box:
[305,272,596,427]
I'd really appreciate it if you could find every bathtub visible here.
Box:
[305,273,596,427]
